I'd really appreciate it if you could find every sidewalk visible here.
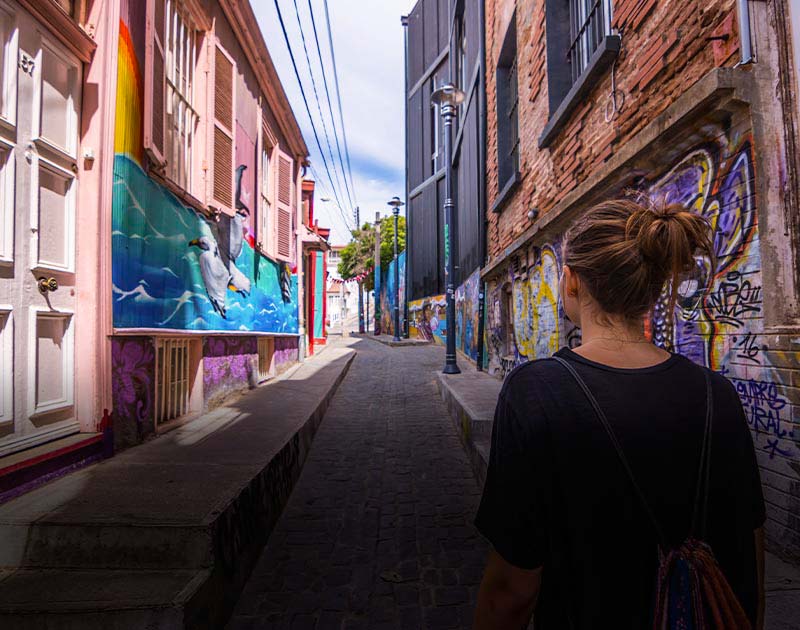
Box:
[0,342,355,630]
[228,339,487,629]
[436,361,800,629]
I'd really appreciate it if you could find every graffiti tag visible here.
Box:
[706,271,762,328]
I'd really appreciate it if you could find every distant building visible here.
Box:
[300,179,330,355]
[326,245,358,327]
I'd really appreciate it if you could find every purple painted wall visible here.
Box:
[203,336,259,409]
[273,337,300,374]
[111,337,155,449]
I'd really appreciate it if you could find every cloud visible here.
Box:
[254,0,417,244]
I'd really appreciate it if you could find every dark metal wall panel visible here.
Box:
[436,176,446,295]
[465,0,480,82]
[438,0,451,54]
[422,81,433,182]
[408,90,424,191]
[407,2,425,88]
[409,184,443,300]
[423,0,439,70]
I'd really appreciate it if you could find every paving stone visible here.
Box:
[227,339,488,629]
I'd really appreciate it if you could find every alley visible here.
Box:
[228,338,488,629]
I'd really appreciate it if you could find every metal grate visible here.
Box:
[507,58,519,169]
[568,0,613,84]
[155,338,191,425]
[258,337,274,382]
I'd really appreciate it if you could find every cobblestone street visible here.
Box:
[228,338,488,629]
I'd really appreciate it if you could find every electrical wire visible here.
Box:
[306,0,355,212]
[290,0,352,212]
[309,164,354,238]
[272,0,347,214]
[322,0,358,208]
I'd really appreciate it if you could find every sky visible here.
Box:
[254,0,418,245]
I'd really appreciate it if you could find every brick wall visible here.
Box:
[484,0,800,560]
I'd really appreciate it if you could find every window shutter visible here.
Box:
[257,112,272,255]
[212,44,234,211]
[144,0,166,164]
[275,151,293,261]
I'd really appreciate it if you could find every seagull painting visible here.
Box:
[189,236,231,318]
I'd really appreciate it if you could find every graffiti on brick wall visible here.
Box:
[203,336,259,408]
[646,138,797,462]
[409,295,447,344]
[455,268,482,361]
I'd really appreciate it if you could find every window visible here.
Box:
[275,151,294,262]
[568,0,613,84]
[495,13,519,202]
[155,337,200,425]
[164,0,199,192]
[212,43,235,212]
[539,0,619,147]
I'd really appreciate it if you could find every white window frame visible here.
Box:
[0,140,14,263]
[31,155,76,273]
[28,307,74,417]
[0,1,19,129]
[164,0,199,193]
[258,111,277,257]
[0,306,13,425]
[33,37,82,160]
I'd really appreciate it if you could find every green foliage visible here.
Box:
[336,215,406,293]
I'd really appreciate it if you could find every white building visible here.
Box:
[326,245,361,327]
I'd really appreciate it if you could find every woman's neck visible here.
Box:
[571,314,671,368]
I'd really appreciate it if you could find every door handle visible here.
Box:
[38,277,58,293]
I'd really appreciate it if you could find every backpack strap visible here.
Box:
[552,355,714,550]
[691,368,714,540]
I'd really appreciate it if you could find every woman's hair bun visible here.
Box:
[564,198,715,321]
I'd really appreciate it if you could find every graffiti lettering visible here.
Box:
[705,271,762,328]
[734,332,761,364]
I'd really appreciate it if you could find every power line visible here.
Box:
[309,164,353,237]
[272,0,346,214]
[306,0,355,212]
[323,0,357,208]
[290,0,352,212]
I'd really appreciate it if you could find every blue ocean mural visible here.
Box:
[112,155,299,333]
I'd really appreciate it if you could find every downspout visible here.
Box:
[402,14,410,337]
[737,0,754,65]
[475,0,488,371]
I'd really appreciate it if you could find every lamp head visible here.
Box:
[387,196,405,216]
[431,83,466,107]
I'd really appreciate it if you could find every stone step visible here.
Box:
[0,567,214,630]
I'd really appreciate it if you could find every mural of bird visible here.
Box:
[280,263,292,303]
[189,236,231,318]
[228,263,251,297]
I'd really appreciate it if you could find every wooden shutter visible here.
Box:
[212,44,234,211]
[257,111,273,255]
[144,0,166,164]
[275,151,293,261]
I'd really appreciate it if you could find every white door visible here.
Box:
[0,1,80,457]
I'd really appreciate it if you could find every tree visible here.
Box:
[337,215,406,293]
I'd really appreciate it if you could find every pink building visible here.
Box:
[0,0,311,498]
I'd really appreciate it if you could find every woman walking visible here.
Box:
[473,200,765,629]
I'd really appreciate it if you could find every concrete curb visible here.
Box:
[349,332,433,347]
[0,351,356,630]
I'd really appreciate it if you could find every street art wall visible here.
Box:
[486,123,800,553]
[203,337,259,410]
[379,252,406,337]
[409,295,447,344]
[112,3,299,335]
[111,336,155,449]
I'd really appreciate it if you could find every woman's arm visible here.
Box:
[473,549,542,630]
[755,527,764,630]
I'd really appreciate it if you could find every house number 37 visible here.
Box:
[19,53,35,76]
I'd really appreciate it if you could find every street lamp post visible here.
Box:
[432,83,464,375]
[388,196,404,342]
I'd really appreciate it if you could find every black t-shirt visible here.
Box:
[475,347,766,629]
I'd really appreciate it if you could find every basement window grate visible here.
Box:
[155,338,191,425]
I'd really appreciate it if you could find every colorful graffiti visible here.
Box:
[487,129,799,468]
[379,252,406,337]
[455,269,482,362]
[409,295,447,343]
[273,337,300,373]
[203,337,259,409]
[111,337,155,448]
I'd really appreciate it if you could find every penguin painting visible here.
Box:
[189,236,231,318]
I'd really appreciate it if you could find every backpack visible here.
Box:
[552,356,752,630]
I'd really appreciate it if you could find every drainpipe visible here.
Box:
[737,0,754,65]
[475,0,488,371]
[402,15,411,337]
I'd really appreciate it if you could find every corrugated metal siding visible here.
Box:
[407,3,424,87]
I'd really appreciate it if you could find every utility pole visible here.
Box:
[374,211,381,335]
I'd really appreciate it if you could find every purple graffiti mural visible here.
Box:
[203,337,259,408]
[111,337,155,448]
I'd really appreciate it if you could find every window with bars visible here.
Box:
[568,0,613,84]
[495,13,519,198]
[164,0,199,192]
[155,338,194,425]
